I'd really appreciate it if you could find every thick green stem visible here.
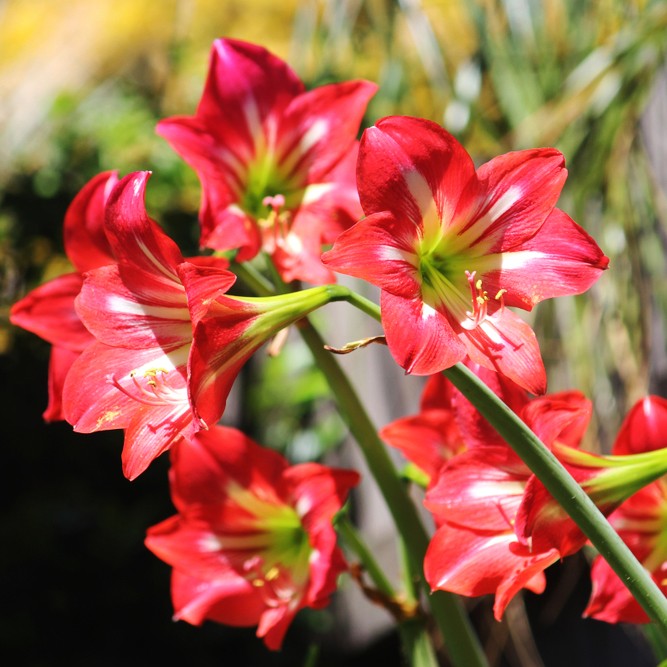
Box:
[443,362,667,633]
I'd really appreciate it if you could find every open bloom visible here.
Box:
[9,171,118,420]
[322,116,609,394]
[157,38,377,285]
[424,383,591,619]
[63,171,345,479]
[145,426,359,650]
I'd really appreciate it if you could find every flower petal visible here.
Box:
[381,291,466,375]
[10,272,91,350]
[63,170,117,271]
[322,211,421,298]
[357,116,476,231]
[613,395,667,455]
[276,80,377,182]
[458,148,567,253]
[462,307,547,395]
[477,209,610,310]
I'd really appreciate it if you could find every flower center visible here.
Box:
[418,246,506,328]
[109,367,188,407]
[241,157,294,220]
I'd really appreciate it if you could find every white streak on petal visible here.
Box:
[488,185,522,222]
[302,183,334,205]
[299,119,328,154]
[378,245,418,264]
[405,169,434,219]
[421,302,438,321]
[499,250,545,270]
[135,237,180,282]
[106,295,191,321]
[243,94,262,138]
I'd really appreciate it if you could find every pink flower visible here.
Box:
[582,396,667,623]
[62,171,234,478]
[322,116,609,394]
[515,397,667,559]
[9,171,118,420]
[145,426,359,650]
[157,38,377,285]
[424,384,592,619]
[63,171,345,479]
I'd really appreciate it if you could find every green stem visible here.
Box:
[338,515,439,667]
[443,362,667,633]
[299,320,487,667]
[233,263,488,667]
[337,514,396,599]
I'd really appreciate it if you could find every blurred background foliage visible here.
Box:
[2,0,667,665]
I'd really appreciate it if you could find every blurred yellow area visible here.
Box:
[1,0,666,451]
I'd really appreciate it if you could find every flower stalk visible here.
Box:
[442,362,667,634]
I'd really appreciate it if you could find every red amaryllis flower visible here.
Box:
[9,171,118,420]
[145,426,359,650]
[322,116,609,394]
[582,396,667,623]
[379,373,466,484]
[424,387,592,619]
[62,171,234,478]
[157,38,377,285]
[380,362,527,484]
[515,398,667,559]
[63,171,345,479]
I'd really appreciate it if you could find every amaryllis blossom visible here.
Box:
[583,396,667,624]
[145,426,359,650]
[515,398,667,558]
[9,171,118,420]
[424,385,593,619]
[380,362,527,484]
[63,171,345,479]
[322,116,609,394]
[157,38,377,285]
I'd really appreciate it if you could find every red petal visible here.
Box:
[62,341,189,435]
[357,116,476,230]
[321,211,421,298]
[63,171,117,271]
[169,569,265,628]
[424,522,556,613]
[479,209,609,310]
[380,410,463,481]
[462,307,547,395]
[424,446,528,532]
[10,273,91,351]
[76,265,192,349]
[584,556,648,623]
[176,261,237,327]
[276,80,377,183]
[613,395,667,455]
[381,291,466,375]
[43,346,81,422]
[458,148,567,253]
[521,390,592,447]
[169,427,288,511]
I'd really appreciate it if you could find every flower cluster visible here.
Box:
[10,35,667,657]
[383,368,667,620]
